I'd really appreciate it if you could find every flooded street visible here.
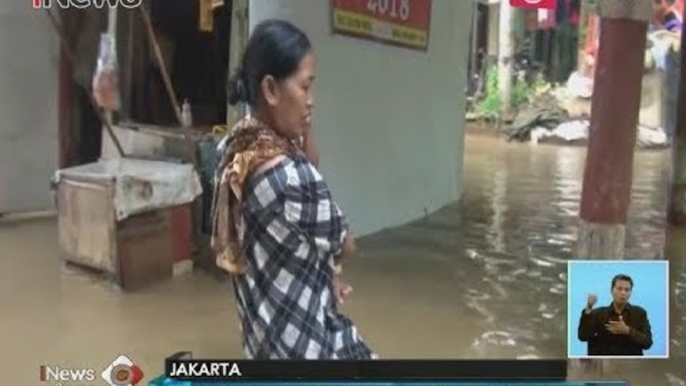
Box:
[1,133,684,385]
[458,133,672,358]
[456,134,685,385]
[344,132,684,384]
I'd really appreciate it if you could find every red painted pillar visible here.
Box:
[573,5,652,377]
[577,1,650,259]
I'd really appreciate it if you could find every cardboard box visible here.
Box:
[57,177,174,291]
[55,159,201,291]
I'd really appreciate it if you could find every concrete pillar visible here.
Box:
[497,0,513,115]
[226,0,249,125]
[469,1,479,92]
[667,5,686,369]
[669,4,686,226]
[577,0,651,260]
[665,226,686,372]
[57,32,73,169]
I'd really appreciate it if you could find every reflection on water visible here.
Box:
[440,134,681,383]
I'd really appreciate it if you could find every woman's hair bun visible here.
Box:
[227,69,247,106]
[227,20,312,108]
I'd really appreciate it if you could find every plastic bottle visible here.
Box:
[181,99,193,127]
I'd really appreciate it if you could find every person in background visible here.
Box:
[578,274,653,356]
[652,0,684,32]
[211,19,374,359]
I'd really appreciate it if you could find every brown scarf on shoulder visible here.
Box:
[211,116,303,274]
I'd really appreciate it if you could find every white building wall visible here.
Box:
[487,3,500,58]
[0,2,59,213]
[250,0,471,236]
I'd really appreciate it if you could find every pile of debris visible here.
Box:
[503,93,570,142]
[501,28,678,150]
[504,89,670,150]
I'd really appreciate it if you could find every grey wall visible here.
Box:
[0,3,59,213]
[250,0,470,236]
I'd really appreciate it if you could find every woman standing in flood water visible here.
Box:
[211,19,375,359]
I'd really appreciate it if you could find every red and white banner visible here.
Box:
[331,0,432,51]
[510,0,557,10]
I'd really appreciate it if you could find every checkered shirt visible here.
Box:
[231,155,375,359]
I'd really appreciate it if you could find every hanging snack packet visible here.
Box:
[92,33,121,112]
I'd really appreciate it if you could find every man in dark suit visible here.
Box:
[577,274,653,356]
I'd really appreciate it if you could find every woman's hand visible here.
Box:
[334,233,356,304]
[333,276,353,304]
[336,232,356,263]
[343,232,356,257]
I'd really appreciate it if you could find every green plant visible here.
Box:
[533,73,551,95]
[512,73,530,109]
[474,65,550,118]
[475,66,500,120]
[512,72,549,109]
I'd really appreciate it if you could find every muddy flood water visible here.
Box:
[1,133,684,385]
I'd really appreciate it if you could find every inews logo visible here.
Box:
[32,0,142,9]
[510,0,557,9]
[40,355,144,386]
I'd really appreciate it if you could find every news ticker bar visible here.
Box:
[164,359,568,381]
[150,381,628,386]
